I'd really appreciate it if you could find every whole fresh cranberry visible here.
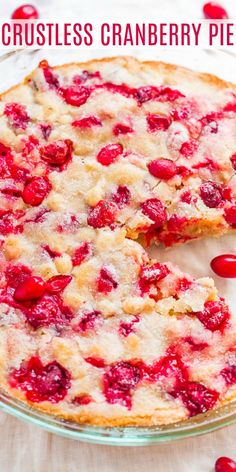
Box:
[11,4,39,20]
[215,457,236,472]
[211,254,236,278]
[203,2,228,19]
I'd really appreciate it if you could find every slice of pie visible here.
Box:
[0,57,235,426]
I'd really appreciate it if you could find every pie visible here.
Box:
[0,56,235,427]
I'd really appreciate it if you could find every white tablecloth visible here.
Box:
[0,0,236,470]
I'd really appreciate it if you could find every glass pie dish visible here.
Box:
[0,47,236,445]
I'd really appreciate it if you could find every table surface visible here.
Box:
[1,0,236,471]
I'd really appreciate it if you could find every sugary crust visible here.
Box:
[0,56,235,427]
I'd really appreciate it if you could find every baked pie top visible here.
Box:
[0,57,235,426]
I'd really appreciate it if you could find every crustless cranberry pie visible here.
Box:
[0,57,235,426]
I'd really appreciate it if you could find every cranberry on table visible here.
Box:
[203,2,228,19]
[211,254,236,278]
[11,4,39,20]
[215,457,236,472]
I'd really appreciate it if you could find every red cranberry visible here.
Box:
[78,311,101,332]
[113,123,133,136]
[148,349,188,384]
[171,107,190,121]
[176,277,193,292]
[73,70,101,84]
[167,215,187,232]
[224,102,236,113]
[14,276,46,301]
[211,254,236,278]
[119,316,140,337]
[135,85,184,104]
[11,4,39,19]
[180,140,198,157]
[43,245,61,259]
[40,123,52,140]
[4,103,30,130]
[215,457,236,472]
[103,361,141,409]
[87,200,117,228]
[200,112,222,134]
[156,86,184,102]
[203,2,228,19]
[221,365,236,386]
[26,293,73,329]
[40,140,73,167]
[112,185,131,208]
[5,264,31,288]
[147,114,172,132]
[72,394,93,405]
[46,275,72,293]
[72,116,102,128]
[224,205,236,227]
[0,210,16,235]
[101,82,136,98]
[200,181,223,208]
[173,381,219,417]
[64,86,90,107]
[85,357,106,368]
[230,153,236,170]
[22,176,51,207]
[135,86,159,103]
[42,245,60,259]
[184,337,208,351]
[96,143,123,166]
[39,62,60,90]
[147,158,177,180]
[97,267,118,294]
[72,242,91,266]
[141,198,167,227]
[194,300,229,332]
[140,263,169,285]
[9,356,71,403]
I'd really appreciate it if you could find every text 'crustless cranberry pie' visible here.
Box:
[0,56,235,426]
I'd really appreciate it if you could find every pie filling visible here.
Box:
[0,57,235,426]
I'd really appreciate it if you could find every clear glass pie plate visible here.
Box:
[0,47,235,445]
